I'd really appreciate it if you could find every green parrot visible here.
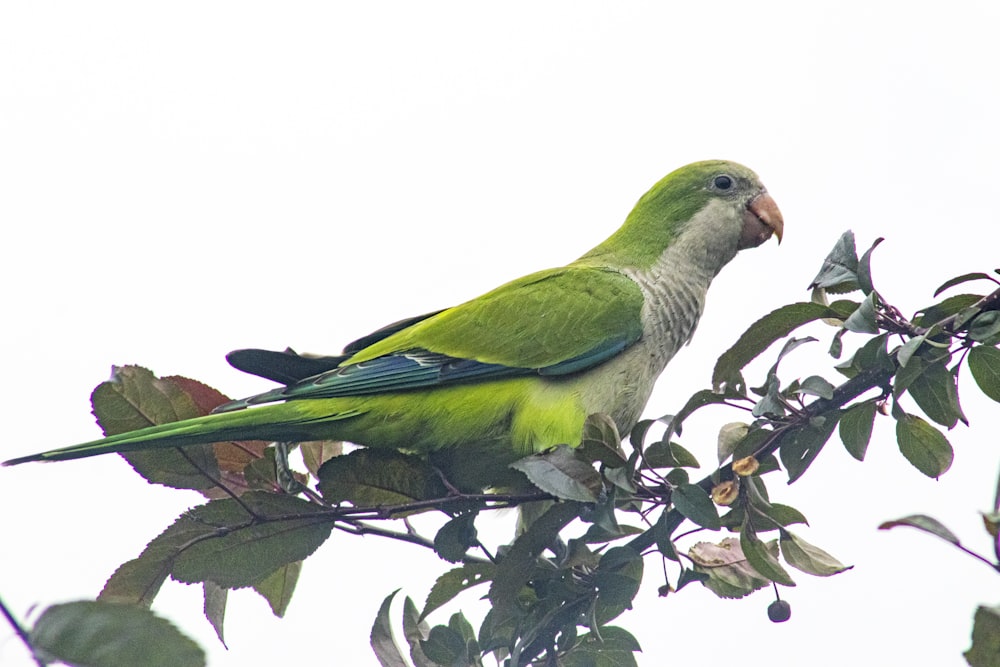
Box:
[4,160,783,488]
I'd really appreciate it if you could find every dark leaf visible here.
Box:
[896,335,925,368]
[371,590,408,667]
[713,303,841,392]
[915,293,982,327]
[642,440,700,469]
[318,449,447,507]
[964,605,1000,667]
[905,360,965,428]
[593,546,644,624]
[797,375,836,400]
[421,625,470,666]
[672,483,721,530]
[422,563,494,620]
[779,530,852,576]
[433,513,479,563]
[579,413,628,468]
[675,568,710,591]
[969,345,1000,403]
[511,446,603,502]
[751,375,785,418]
[628,419,657,451]
[839,400,878,461]
[808,230,859,293]
[402,597,435,667]
[761,503,809,529]
[488,501,580,613]
[969,311,1000,344]
[740,528,795,586]
[170,493,333,589]
[934,272,995,297]
[202,582,227,647]
[856,237,884,295]
[31,600,205,667]
[731,427,774,463]
[878,514,961,545]
[780,413,840,483]
[252,561,301,618]
[665,390,734,439]
[561,626,642,667]
[895,415,954,478]
[842,292,879,334]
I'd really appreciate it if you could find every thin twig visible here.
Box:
[0,596,44,667]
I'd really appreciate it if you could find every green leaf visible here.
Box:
[561,626,642,667]
[934,272,994,297]
[808,231,859,293]
[421,625,471,666]
[740,528,795,587]
[675,568,710,591]
[877,514,961,545]
[856,237,883,295]
[511,446,603,502]
[642,440,700,469]
[839,400,878,461]
[797,375,836,400]
[31,600,205,667]
[761,503,809,529]
[895,415,954,478]
[402,597,435,667]
[752,375,785,418]
[713,303,842,392]
[203,582,227,647]
[842,291,879,334]
[731,427,774,463]
[969,311,1000,344]
[252,561,301,618]
[433,513,479,563]
[170,493,333,589]
[969,345,1000,403]
[90,366,221,491]
[905,360,965,428]
[665,390,734,437]
[964,605,1000,667]
[672,483,721,530]
[579,413,627,468]
[915,293,982,327]
[593,546,644,624]
[717,422,750,464]
[318,449,447,507]
[488,501,580,613]
[371,590,408,667]
[779,530,852,576]
[836,332,893,379]
[780,413,840,483]
[896,334,925,367]
[422,563,494,620]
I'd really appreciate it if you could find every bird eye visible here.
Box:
[713,175,733,190]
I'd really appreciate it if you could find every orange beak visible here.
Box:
[739,191,784,249]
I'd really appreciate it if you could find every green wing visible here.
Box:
[224,266,645,408]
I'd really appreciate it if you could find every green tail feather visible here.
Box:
[3,402,356,466]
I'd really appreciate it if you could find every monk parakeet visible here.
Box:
[4,160,783,486]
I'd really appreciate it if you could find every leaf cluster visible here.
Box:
[8,231,1000,666]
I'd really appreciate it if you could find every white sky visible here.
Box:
[2,2,999,666]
